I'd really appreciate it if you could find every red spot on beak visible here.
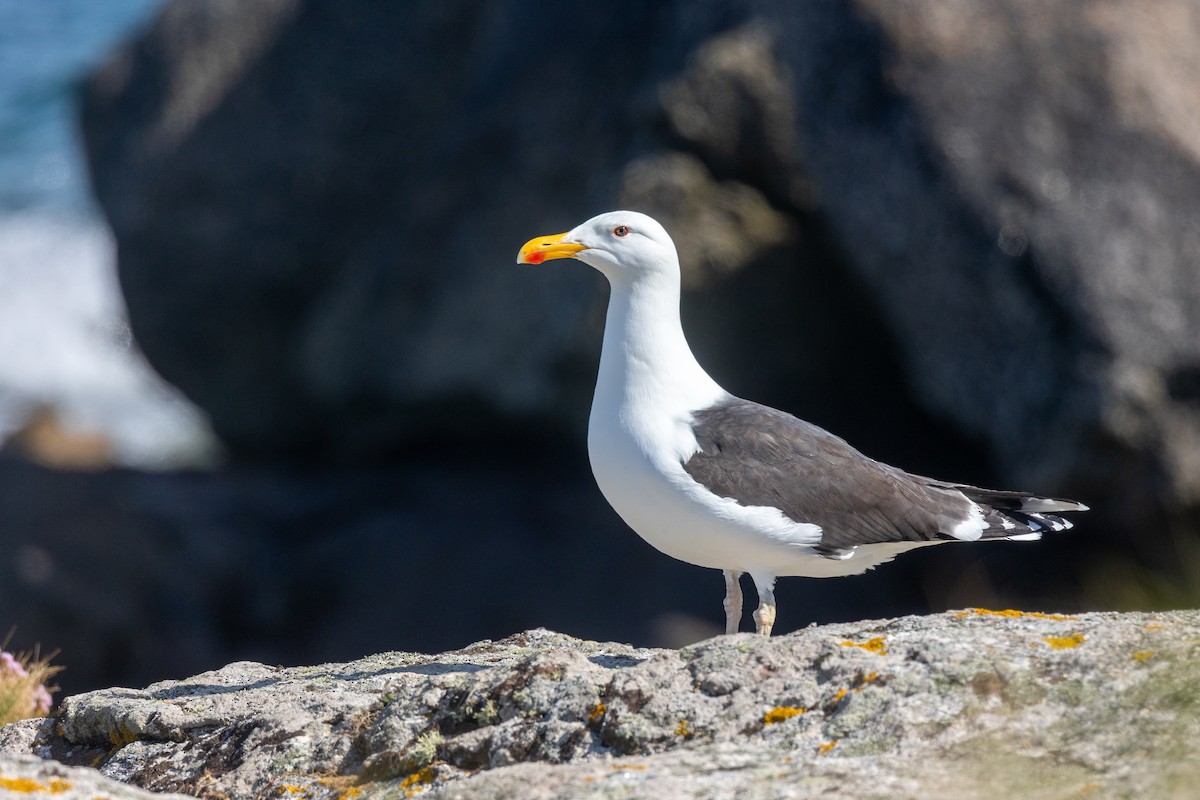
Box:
[526,251,546,265]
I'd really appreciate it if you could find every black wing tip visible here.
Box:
[983,509,1075,538]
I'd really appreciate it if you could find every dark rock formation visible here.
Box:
[765,1,1200,546]
[81,0,686,461]
[4,611,1200,798]
[81,0,1200,531]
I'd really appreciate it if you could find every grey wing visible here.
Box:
[682,399,980,554]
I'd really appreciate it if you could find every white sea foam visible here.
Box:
[0,0,204,468]
[0,212,217,467]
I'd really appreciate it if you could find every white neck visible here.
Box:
[591,269,727,425]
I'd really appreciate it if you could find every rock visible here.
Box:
[4,611,1199,798]
[2,406,114,471]
[618,152,796,290]
[0,722,41,757]
[80,0,1200,539]
[762,0,1200,543]
[80,0,696,461]
[0,752,191,799]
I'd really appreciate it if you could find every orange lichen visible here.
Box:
[588,703,606,722]
[763,706,806,725]
[839,637,888,655]
[826,672,884,707]
[0,777,42,793]
[1144,624,1167,631]
[0,775,72,793]
[282,780,359,799]
[1044,633,1086,650]
[817,739,840,755]
[955,608,1076,621]
[398,766,436,798]
[1132,650,1155,662]
[107,722,138,747]
[610,763,647,772]
[854,672,881,692]
[675,719,691,737]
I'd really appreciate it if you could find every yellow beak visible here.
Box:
[516,231,587,265]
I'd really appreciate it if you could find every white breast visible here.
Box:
[587,386,829,575]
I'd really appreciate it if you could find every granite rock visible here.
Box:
[4,610,1199,798]
[0,752,192,799]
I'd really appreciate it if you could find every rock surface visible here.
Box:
[4,610,1199,798]
[0,753,191,799]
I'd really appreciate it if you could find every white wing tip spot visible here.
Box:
[1029,512,1071,532]
[948,503,987,541]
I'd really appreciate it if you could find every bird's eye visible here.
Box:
[613,225,630,237]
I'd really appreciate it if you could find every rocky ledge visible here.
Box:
[2,609,1198,799]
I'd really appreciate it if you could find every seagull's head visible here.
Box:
[517,211,678,284]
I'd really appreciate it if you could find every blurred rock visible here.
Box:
[658,20,815,210]
[81,0,687,461]
[77,1,950,473]
[5,611,1200,798]
[618,152,796,289]
[80,0,1200,536]
[766,0,1200,547]
[2,406,113,471]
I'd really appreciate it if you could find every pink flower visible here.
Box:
[0,651,28,678]
[31,685,52,715]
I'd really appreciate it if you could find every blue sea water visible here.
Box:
[0,0,163,213]
[0,0,216,467]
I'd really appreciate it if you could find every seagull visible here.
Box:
[517,211,1087,636]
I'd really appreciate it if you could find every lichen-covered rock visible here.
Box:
[0,752,192,799]
[4,611,1199,798]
